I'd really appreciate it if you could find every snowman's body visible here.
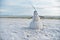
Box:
[30,10,43,29]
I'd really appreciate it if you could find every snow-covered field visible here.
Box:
[0,18,60,40]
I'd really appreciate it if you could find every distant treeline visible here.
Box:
[0,16,60,19]
[40,16,60,19]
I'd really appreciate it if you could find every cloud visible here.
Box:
[1,0,60,16]
[4,1,17,6]
[0,9,8,12]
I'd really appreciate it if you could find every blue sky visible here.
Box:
[0,0,60,16]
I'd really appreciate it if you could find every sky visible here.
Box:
[0,0,60,16]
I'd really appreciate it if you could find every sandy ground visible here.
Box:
[0,18,60,40]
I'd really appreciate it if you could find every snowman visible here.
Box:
[29,6,43,30]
